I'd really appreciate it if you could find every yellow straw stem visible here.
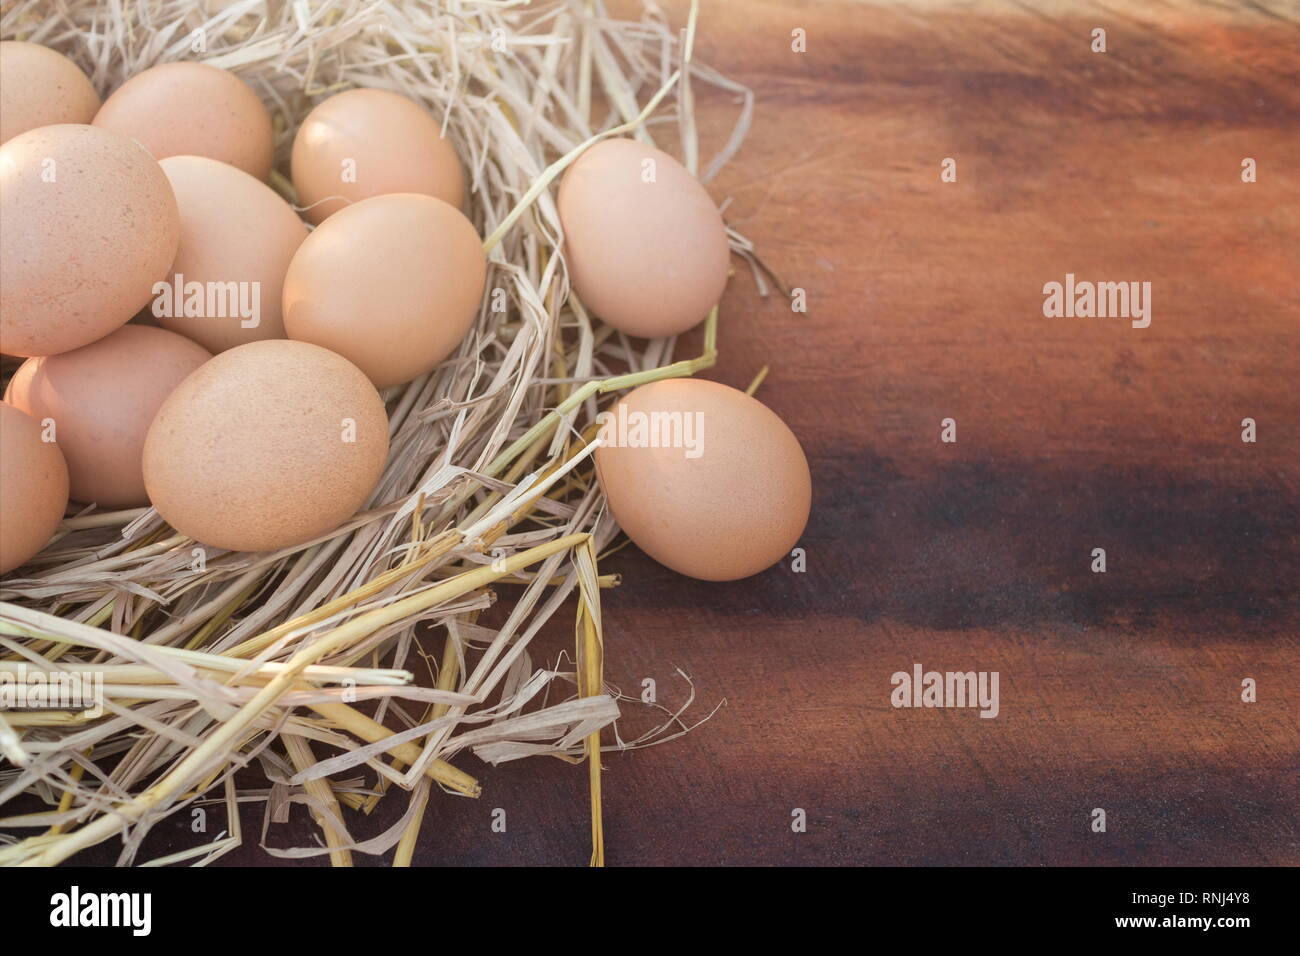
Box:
[284,734,353,867]
[46,747,90,836]
[309,701,479,797]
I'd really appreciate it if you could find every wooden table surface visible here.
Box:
[68,0,1300,866]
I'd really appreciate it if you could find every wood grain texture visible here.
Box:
[56,0,1300,866]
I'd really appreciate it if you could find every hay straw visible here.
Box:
[0,0,759,867]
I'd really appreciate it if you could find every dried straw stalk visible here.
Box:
[0,0,756,866]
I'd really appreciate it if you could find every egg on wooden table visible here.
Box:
[594,378,811,582]
[5,326,212,509]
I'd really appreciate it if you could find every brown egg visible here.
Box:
[0,402,69,575]
[5,326,211,508]
[291,88,464,224]
[594,378,810,581]
[157,155,309,353]
[0,124,180,357]
[558,138,730,339]
[282,193,485,388]
[0,41,101,146]
[93,62,274,180]
[143,340,389,552]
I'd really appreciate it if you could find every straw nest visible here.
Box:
[0,0,760,866]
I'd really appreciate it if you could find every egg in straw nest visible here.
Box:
[0,0,800,867]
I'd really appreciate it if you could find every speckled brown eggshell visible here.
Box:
[557,137,730,339]
[93,62,274,180]
[159,155,309,353]
[0,401,69,575]
[291,88,464,224]
[0,124,180,357]
[142,340,389,552]
[594,378,811,582]
[282,193,485,389]
[5,325,212,508]
[0,41,101,146]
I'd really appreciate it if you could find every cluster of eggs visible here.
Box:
[0,40,810,583]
